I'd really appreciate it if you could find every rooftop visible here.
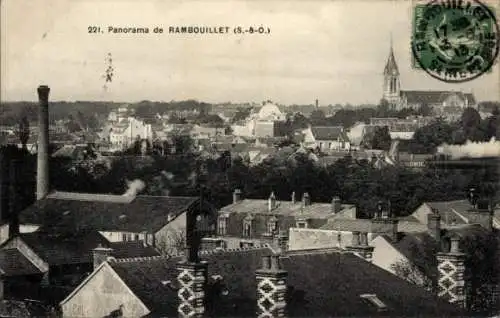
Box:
[220,199,356,219]
[79,247,464,317]
[0,248,43,276]
[19,191,204,233]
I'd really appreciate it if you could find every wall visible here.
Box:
[0,224,40,245]
[255,121,275,138]
[288,228,375,251]
[370,235,408,275]
[154,211,186,255]
[61,264,149,318]
[411,203,433,225]
[389,132,414,140]
[99,231,146,243]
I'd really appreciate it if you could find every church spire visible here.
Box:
[384,34,399,76]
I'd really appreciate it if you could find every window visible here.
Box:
[218,216,228,236]
[135,234,140,241]
[243,222,252,237]
[297,222,307,229]
[122,233,127,241]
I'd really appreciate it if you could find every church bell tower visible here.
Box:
[383,37,401,110]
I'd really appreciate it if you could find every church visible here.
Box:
[382,44,476,112]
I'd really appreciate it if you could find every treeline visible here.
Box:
[409,107,500,153]
[2,139,497,222]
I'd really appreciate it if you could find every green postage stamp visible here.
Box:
[411,0,499,83]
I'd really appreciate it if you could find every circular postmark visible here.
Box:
[411,0,499,83]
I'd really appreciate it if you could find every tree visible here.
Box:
[370,126,392,150]
[410,118,456,153]
[310,109,326,125]
[418,103,433,117]
[171,134,194,154]
[18,116,30,150]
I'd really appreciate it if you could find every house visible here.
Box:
[108,117,153,150]
[411,196,499,230]
[59,245,464,317]
[0,229,162,306]
[302,126,350,151]
[288,203,428,251]
[215,190,357,250]
[1,191,217,254]
[370,217,500,313]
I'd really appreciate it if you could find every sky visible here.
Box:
[1,0,499,105]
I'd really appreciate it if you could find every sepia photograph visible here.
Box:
[1,0,500,317]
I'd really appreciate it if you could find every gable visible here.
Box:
[371,235,409,276]
[0,237,49,273]
[60,263,149,318]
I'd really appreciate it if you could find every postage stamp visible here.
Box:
[411,0,499,83]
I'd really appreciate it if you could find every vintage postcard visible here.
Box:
[1,0,499,317]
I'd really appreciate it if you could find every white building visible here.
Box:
[108,117,153,149]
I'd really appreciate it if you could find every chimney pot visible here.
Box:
[302,192,311,207]
[270,255,281,271]
[360,232,368,246]
[427,212,441,241]
[268,192,276,212]
[291,191,296,204]
[261,255,271,270]
[92,245,113,270]
[233,188,243,204]
[450,237,461,254]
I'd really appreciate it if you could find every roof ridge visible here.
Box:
[110,255,170,263]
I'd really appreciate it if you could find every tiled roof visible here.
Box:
[109,241,161,259]
[0,248,43,276]
[19,192,202,233]
[401,90,476,105]
[221,199,355,219]
[18,230,109,265]
[321,218,428,233]
[311,126,347,141]
[425,199,500,225]
[108,247,462,317]
[0,300,50,318]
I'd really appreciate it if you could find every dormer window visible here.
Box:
[297,222,307,228]
[217,215,228,236]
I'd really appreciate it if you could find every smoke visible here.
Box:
[123,179,146,197]
[437,137,500,159]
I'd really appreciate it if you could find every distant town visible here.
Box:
[0,47,499,317]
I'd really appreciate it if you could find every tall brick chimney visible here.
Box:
[8,161,19,238]
[256,255,287,317]
[36,85,50,200]
[268,192,277,212]
[177,208,207,317]
[437,235,466,309]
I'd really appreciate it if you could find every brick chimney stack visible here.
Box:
[177,208,208,317]
[346,231,374,262]
[427,211,441,241]
[437,235,466,309]
[331,196,342,214]
[256,255,287,317]
[36,85,50,200]
[371,201,398,242]
[233,189,243,204]
[8,160,19,238]
[470,199,493,231]
[92,244,114,270]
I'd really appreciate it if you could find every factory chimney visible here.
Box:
[36,86,50,200]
